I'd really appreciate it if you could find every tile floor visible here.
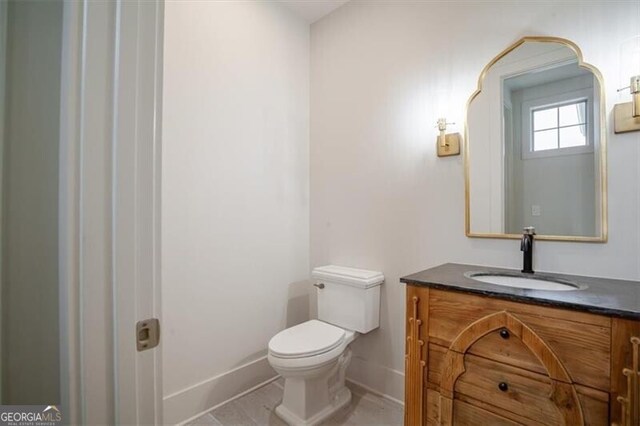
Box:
[186,378,404,426]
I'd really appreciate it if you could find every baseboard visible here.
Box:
[346,355,405,405]
[164,354,404,424]
[163,356,277,425]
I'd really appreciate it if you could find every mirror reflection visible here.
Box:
[466,38,605,240]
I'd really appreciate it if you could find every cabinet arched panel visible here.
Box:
[438,311,584,425]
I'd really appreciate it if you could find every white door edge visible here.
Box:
[58,1,164,424]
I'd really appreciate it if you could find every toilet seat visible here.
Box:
[268,320,356,375]
[269,320,346,359]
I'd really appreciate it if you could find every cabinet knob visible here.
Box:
[499,329,510,339]
[498,382,509,392]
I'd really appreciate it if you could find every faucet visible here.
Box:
[520,226,536,274]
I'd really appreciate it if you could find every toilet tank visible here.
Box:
[312,265,384,333]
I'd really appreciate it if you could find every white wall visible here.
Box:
[311,1,640,402]
[1,0,62,404]
[162,2,309,423]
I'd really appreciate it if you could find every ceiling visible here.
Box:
[279,0,349,23]
[504,62,591,92]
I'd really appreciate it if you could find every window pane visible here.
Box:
[533,129,558,151]
[559,125,587,148]
[533,107,557,131]
[559,102,586,127]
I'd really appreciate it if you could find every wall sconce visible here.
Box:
[614,75,640,133]
[614,36,640,134]
[436,118,461,157]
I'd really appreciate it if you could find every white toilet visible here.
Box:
[268,265,384,426]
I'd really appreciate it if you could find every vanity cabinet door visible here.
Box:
[427,344,609,425]
[454,353,572,425]
[404,286,611,426]
[428,289,612,391]
[436,312,587,425]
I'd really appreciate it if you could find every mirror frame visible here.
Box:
[464,36,608,242]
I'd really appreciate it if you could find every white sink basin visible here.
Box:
[465,272,583,291]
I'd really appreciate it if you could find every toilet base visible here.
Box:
[275,386,351,426]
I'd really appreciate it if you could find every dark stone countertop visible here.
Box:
[400,263,640,320]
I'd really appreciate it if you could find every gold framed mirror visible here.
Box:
[464,36,607,242]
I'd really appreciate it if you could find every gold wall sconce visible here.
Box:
[614,75,640,134]
[436,118,461,157]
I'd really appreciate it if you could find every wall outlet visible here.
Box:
[531,205,541,216]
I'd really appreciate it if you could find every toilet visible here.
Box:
[268,265,384,426]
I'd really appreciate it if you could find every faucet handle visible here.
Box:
[523,226,536,236]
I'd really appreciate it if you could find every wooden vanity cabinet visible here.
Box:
[404,285,640,426]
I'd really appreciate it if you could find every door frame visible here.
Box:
[0,0,7,404]
[59,1,164,424]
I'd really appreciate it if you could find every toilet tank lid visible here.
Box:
[311,265,384,289]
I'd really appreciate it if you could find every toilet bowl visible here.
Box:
[268,320,357,426]
[267,265,384,426]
